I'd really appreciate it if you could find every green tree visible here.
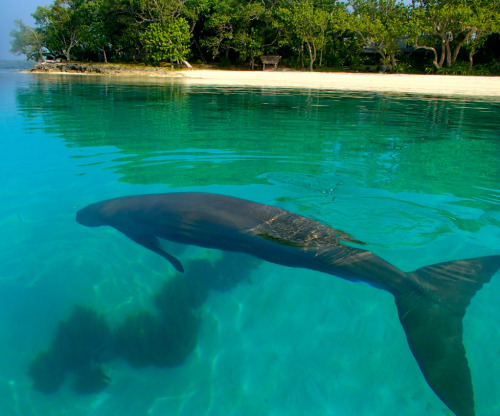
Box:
[231,2,267,68]
[275,0,330,71]
[198,0,285,67]
[11,0,498,71]
[32,0,84,61]
[461,0,500,68]
[199,0,236,60]
[140,19,191,65]
[114,0,192,61]
[349,0,410,70]
[411,0,500,70]
[101,0,143,61]
[75,0,111,62]
[125,0,187,23]
[9,19,46,61]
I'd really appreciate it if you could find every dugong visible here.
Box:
[76,192,500,416]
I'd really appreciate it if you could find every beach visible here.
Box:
[28,62,500,98]
[179,69,500,97]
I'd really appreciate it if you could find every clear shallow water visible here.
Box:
[0,70,499,416]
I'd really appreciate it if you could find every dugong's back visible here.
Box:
[154,192,366,247]
[80,192,359,247]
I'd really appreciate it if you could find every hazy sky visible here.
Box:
[0,0,51,60]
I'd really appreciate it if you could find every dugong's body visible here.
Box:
[77,192,500,416]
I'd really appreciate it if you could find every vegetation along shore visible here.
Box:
[10,0,500,75]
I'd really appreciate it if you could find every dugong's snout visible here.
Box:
[76,204,104,227]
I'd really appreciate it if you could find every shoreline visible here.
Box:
[27,62,500,98]
[180,70,500,97]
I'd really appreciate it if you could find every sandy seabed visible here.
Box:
[178,69,500,98]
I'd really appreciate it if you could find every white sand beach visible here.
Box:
[28,62,500,97]
[179,69,500,98]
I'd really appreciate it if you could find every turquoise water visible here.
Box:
[0,70,499,415]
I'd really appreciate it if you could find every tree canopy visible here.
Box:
[9,0,500,73]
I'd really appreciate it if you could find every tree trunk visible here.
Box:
[413,35,442,70]
[445,41,452,67]
[377,50,387,66]
[438,48,446,68]
[452,30,474,66]
[305,40,316,72]
[438,36,446,69]
[300,43,305,69]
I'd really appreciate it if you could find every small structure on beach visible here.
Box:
[260,55,281,71]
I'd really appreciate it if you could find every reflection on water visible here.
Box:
[15,75,500,195]
[0,72,499,416]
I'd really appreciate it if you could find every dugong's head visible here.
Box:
[76,202,107,227]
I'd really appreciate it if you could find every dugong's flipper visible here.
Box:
[124,232,184,273]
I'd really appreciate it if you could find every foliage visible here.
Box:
[9,19,46,61]
[140,19,191,65]
[9,0,500,72]
[231,2,268,68]
[411,0,500,70]
[32,0,82,61]
[73,0,110,62]
[275,0,332,71]
[437,61,493,75]
[198,0,270,66]
[349,0,410,69]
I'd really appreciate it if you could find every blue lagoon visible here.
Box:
[0,70,499,416]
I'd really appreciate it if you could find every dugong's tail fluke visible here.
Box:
[395,255,500,416]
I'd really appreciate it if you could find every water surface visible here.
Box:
[0,71,499,416]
